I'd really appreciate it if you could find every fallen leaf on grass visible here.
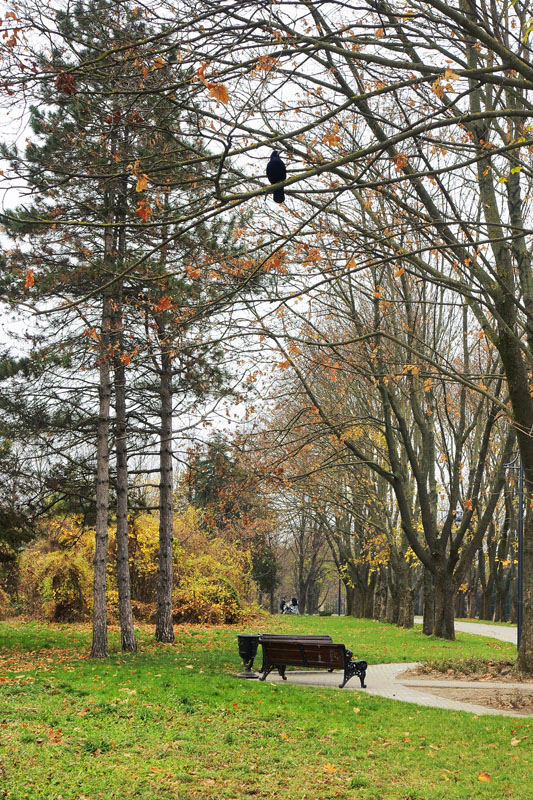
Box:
[353,707,360,714]
[478,772,491,782]
[323,763,337,773]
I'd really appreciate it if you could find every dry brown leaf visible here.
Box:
[207,83,229,106]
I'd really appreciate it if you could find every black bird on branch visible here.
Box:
[266,150,287,203]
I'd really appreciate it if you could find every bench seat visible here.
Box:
[258,638,367,689]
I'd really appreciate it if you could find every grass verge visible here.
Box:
[0,617,530,800]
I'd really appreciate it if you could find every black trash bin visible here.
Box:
[237,634,260,679]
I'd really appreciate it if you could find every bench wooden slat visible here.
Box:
[258,638,367,689]
[257,635,334,673]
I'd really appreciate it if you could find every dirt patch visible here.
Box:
[401,663,523,682]
[417,685,533,715]
[398,666,533,715]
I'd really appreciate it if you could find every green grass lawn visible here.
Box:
[0,616,530,800]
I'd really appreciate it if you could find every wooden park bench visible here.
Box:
[258,636,367,689]
[258,634,334,674]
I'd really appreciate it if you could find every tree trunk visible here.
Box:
[113,296,137,653]
[493,590,506,623]
[373,573,387,621]
[90,295,112,659]
[467,592,477,619]
[480,581,494,620]
[395,560,414,628]
[517,505,533,672]
[422,566,434,635]
[155,331,175,643]
[434,571,455,640]
[362,572,377,618]
[307,581,320,614]
[455,592,466,619]
[345,584,357,616]
[385,587,397,624]
[398,587,414,628]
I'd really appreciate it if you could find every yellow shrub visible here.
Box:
[0,585,13,619]
[172,508,254,623]
[15,509,255,624]
[174,553,244,624]
[19,546,93,621]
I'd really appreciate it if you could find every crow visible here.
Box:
[266,150,287,203]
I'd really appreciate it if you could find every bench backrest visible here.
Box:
[260,634,333,643]
[261,640,345,669]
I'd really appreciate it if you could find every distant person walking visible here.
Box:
[290,597,299,614]
[280,598,286,614]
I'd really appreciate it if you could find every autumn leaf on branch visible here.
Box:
[135,173,149,192]
[24,269,34,289]
[195,61,209,83]
[185,265,201,279]
[207,83,229,106]
[323,127,342,147]
[252,55,279,74]
[55,72,77,95]
[392,153,409,171]
[194,61,229,106]
[134,198,152,222]
[154,296,173,312]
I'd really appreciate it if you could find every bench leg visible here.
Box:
[259,665,274,682]
[259,664,287,682]
[340,660,367,689]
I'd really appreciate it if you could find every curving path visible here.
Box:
[414,617,517,644]
[259,621,529,716]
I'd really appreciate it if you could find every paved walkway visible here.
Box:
[260,621,528,717]
[414,617,518,644]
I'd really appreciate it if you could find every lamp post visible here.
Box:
[504,455,524,651]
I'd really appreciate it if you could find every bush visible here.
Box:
[19,537,93,622]
[172,509,253,624]
[15,508,255,624]
[174,564,242,624]
[0,585,13,619]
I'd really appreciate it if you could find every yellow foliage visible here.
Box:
[0,585,13,620]
[17,508,254,625]
[19,523,94,622]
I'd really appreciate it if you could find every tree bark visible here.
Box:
[398,587,414,628]
[90,295,112,659]
[517,506,533,672]
[422,566,434,635]
[113,292,137,653]
[345,584,357,617]
[155,325,175,643]
[434,571,455,640]
[385,586,397,624]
